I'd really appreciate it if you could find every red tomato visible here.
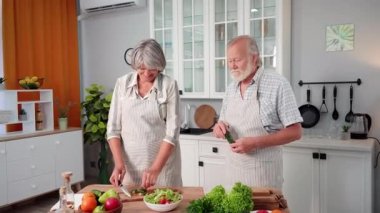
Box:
[159,198,168,204]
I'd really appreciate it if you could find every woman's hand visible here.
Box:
[109,164,126,187]
[213,121,229,139]
[141,168,160,189]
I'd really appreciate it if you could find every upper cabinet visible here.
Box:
[150,0,290,99]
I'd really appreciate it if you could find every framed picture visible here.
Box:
[326,24,354,51]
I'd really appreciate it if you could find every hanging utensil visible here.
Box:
[345,85,355,122]
[319,85,328,113]
[332,85,339,120]
[299,88,320,128]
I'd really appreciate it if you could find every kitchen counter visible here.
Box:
[78,184,289,212]
[0,127,82,142]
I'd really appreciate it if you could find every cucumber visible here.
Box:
[225,131,235,144]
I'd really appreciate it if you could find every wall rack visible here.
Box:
[298,78,362,86]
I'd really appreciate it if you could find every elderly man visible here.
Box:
[213,35,303,190]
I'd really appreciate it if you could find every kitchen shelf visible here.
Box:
[0,89,54,136]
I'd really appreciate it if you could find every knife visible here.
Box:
[119,184,132,198]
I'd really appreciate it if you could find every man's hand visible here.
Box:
[230,137,258,154]
[213,121,229,139]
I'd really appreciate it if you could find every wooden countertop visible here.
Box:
[79,184,289,212]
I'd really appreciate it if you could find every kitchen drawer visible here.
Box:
[199,140,229,157]
[7,156,55,182]
[7,173,55,204]
[6,135,55,162]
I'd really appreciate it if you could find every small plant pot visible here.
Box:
[18,114,27,121]
[59,117,68,130]
[341,132,350,140]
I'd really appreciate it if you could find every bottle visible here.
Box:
[36,104,44,130]
[56,186,68,213]
[61,171,75,212]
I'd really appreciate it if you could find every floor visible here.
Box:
[0,177,98,213]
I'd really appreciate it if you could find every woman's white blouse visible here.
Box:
[106,72,180,145]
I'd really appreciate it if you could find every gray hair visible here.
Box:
[130,39,166,72]
[227,35,262,67]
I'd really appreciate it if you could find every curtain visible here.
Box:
[2,0,81,128]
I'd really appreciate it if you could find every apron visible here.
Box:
[224,72,283,190]
[120,88,182,187]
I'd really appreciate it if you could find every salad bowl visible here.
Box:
[143,188,183,212]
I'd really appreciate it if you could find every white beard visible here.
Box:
[230,61,254,82]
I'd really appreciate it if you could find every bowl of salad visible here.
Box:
[143,188,183,212]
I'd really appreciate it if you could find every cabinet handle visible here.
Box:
[31,184,37,189]
[312,152,319,159]
[55,141,60,145]
[30,165,36,169]
[212,147,218,153]
[30,145,35,150]
[0,150,5,154]
[320,153,327,160]
[198,161,204,167]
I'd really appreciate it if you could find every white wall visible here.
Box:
[291,0,380,211]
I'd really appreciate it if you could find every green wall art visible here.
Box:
[326,24,354,51]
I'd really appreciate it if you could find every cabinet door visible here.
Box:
[283,147,319,213]
[178,0,210,98]
[179,139,199,186]
[319,150,372,213]
[0,143,7,206]
[209,0,243,98]
[55,130,84,187]
[150,0,178,80]
[199,156,228,193]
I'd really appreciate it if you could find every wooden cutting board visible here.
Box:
[194,104,217,129]
[251,187,287,210]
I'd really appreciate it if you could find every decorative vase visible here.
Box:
[341,132,350,140]
[59,117,68,130]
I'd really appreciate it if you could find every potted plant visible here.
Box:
[81,84,112,184]
[57,101,74,130]
[0,77,5,90]
[18,109,27,121]
[341,124,351,140]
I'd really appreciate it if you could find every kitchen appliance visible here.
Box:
[350,113,371,139]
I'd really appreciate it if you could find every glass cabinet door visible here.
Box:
[248,0,276,69]
[210,0,243,98]
[179,0,209,98]
[152,0,178,79]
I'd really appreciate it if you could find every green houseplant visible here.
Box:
[57,101,74,130]
[81,84,112,184]
[0,77,5,89]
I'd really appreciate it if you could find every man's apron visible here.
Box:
[224,74,283,189]
[120,90,182,187]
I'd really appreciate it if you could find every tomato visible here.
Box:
[82,192,96,201]
[80,197,97,212]
[159,198,168,204]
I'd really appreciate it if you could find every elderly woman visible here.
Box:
[107,39,182,188]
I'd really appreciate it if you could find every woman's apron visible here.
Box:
[120,89,182,187]
[224,74,283,190]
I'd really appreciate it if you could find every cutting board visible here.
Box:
[194,104,217,129]
[252,188,287,210]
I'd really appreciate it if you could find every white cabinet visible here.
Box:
[0,143,6,206]
[0,129,84,207]
[283,139,374,213]
[0,89,54,135]
[179,136,228,191]
[150,0,290,98]
[54,130,84,187]
[179,139,199,186]
[198,140,229,192]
